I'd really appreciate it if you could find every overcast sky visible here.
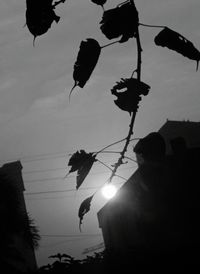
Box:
[0,0,200,267]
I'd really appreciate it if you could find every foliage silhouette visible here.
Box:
[67,0,200,225]
[67,150,96,190]
[26,0,66,45]
[78,195,94,230]
[70,39,101,97]
[24,0,200,227]
[100,1,139,43]
[154,27,200,70]
[111,78,150,115]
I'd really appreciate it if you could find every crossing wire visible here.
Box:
[23,166,136,184]
[0,139,139,164]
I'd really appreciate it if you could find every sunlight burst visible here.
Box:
[101,184,117,200]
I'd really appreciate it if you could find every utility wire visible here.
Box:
[25,186,102,196]
[41,234,101,238]
[0,139,139,164]
[23,166,136,184]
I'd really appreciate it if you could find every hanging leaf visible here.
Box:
[70,38,101,97]
[154,27,200,70]
[111,78,150,114]
[91,0,107,7]
[78,195,94,230]
[26,0,62,44]
[68,150,96,189]
[100,1,139,43]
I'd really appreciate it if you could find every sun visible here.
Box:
[101,184,117,200]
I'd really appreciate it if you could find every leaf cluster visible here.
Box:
[24,0,200,230]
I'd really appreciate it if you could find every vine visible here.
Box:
[25,0,200,228]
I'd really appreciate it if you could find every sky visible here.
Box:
[0,0,200,267]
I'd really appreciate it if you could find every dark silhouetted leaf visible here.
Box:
[70,39,101,97]
[154,27,200,70]
[68,150,96,189]
[91,0,107,7]
[111,78,150,114]
[26,0,65,44]
[78,195,94,230]
[100,1,138,43]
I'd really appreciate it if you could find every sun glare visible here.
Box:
[101,184,117,200]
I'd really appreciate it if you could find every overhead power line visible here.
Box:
[24,186,101,196]
[41,233,101,238]
[23,166,136,184]
[0,139,139,164]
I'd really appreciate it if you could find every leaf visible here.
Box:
[26,0,60,43]
[111,78,150,114]
[68,150,96,189]
[91,0,107,6]
[100,1,139,43]
[154,27,200,70]
[78,195,94,230]
[70,39,101,97]
[76,158,96,190]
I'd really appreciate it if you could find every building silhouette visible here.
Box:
[98,120,200,271]
[0,161,38,274]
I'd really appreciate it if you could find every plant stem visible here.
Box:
[109,112,137,182]
[124,156,138,163]
[95,137,140,156]
[139,22,166,29]
[109,10,142,182]
[96,159,127,181]
[101,40,121,49]
[135,24,142,81]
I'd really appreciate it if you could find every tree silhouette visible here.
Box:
[26,0,200,227]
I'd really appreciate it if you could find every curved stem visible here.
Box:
[95,138,126,155]
[97,150,121,155]
[139,22,166,29]
[94,137,140,156]
[101,40,121,49]
[96,159,127,181]
[124,156,138,163]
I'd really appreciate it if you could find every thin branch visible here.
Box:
[96,159,127,181]
[95,138,126,155]
[101,40,121,49]
[101,5,105,12]
[97,150,121,155]
[95,137,140,156]
[139,22,166,29]
[124,156,138,163]
[131,68,137,78]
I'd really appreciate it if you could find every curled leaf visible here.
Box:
[26,0,61,44]
[91,0,107,7]
[78,195,94,230]
[68,150,96,189]
[70,39,101,97]
[100,1,139,43]
[111,78,150,114]
[154,27,200,70]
